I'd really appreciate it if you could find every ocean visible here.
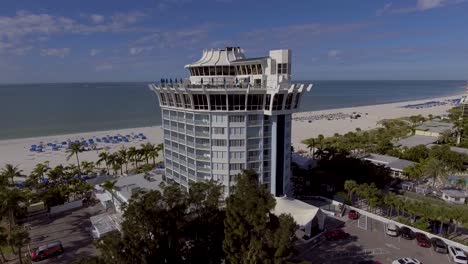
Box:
[0,80,465,140]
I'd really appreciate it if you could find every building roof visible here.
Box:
[90,212,123,236]
[396,135,437,148]
[230,56,268,64]
[441,189,468,198]
[115,172,164,201]
[185,47,246,67]
[363,153,415,171]
[272,196,320,226]
[291,153,316,169]
[415,120,454,134]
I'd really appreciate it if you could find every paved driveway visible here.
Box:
[295,215,453,264]
[27,203,105,264]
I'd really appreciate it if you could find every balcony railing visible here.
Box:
[194,120,210,125]
[196,144,210,149]
[195,132,210,137]
[197,166,211,173]
[186,130,194,136]
[196,155,210,161]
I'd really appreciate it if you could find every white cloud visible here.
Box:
[377,0,466,14]
[95,63,113,71]
[90,14,105,24]
[90,49,101,56]
[40,48,70,58]
[328,49,341,58]
[129,46,154,55]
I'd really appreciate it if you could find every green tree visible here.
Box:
[0,189,27,234]
[344,180,358,200]
[0,227,8,263]
[423,157,447,188]
[224,170,297,264]
[102,180,117,206]
[67,142,84,174]
[8,227,30,264]
[97,151,111,173]
[0,164,23,187]
[118,147,129,174]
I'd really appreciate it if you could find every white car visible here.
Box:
[392,258,422,264]
[386,223,399,237]
[448,246,468,264]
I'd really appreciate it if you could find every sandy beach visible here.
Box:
[0,94,462,176]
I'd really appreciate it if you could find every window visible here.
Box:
[183,94,192,109]
[167,94,174,106]
[159,93,167,105]
[174,94,183,108]
[230,139,245,147]
[210,94,227,110]
[213,163,228,170]
[213,174,225,181]
[285,93,293,110]
[212,151,227,159]
[272,94,284,111]
[257,64,263,74]
[193,94,209,110]
[229,127,244,135]
[212,127,225,134]
[277,63,288,74]
[212,139,227,147]
[247,94,264,110]
[294,93,301,109]
[229,163,245,170]
[228,94,246,110]
[212,115,226,123]
[229,115,245,123]
[230,151,244,159]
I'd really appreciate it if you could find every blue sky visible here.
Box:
[0,0,467,83]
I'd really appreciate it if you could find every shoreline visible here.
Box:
[0,93,463,175]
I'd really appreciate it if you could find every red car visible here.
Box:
[31,241,64,262]
[348,210,359,220]
[325,229,350,241]
[415,233,431,248]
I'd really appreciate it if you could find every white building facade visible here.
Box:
[149,47,311,196]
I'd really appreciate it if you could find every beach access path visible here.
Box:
[0,94,462,175]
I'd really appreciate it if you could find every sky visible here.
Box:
[0,0,467,83]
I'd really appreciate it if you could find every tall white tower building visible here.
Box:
[149,47,312,197]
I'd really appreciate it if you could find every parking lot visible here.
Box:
[27,202,105,263]
[295,215,454,264]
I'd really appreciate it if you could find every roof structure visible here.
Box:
[272,196,322,227]
[415,120,454,134]
[115,172,164,201]
[396,135,437,148]
[363,153,415,171]
[184,47,246,67]
[441,189,468,198]
[90,212,123,236]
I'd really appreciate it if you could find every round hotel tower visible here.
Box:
[149,47,312,197]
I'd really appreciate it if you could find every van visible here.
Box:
[386,223,399,237]
[31,241,64,262]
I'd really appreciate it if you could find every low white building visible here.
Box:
[441,189,467,204]
[96,172,164,213]
[272,196,326,237]
[362,153,415,179]
[90,212,123,239]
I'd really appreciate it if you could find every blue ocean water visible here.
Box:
[0,81,465,140]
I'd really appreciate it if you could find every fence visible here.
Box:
[49,200,83,215]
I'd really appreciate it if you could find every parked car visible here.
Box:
[448,246,468,264]
[391,257,422,264]
[386,223,399,237]
[324,229,350,241]
[348,210,359,220]
[399,226,415,240]
[431,237,448,254]
[31,241,64,262]
[415,233,431,248]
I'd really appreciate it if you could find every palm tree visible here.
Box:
[30,162,50,187]
[102,180,117,208]
[67,142,84,174]
[156,143,164,158]
[81,161,95,175]
[128,146,142,169]
[47,165,65,185]
[118,147,129,174]
[0,227,8,263]
[0,164,23,187]
[423,158,447,188]
[8,227,30,264]
[97,151,111,173]
[140,143,152,165]
[344,180,358,201]
[0,189,26,234]
[107,153,118,175]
